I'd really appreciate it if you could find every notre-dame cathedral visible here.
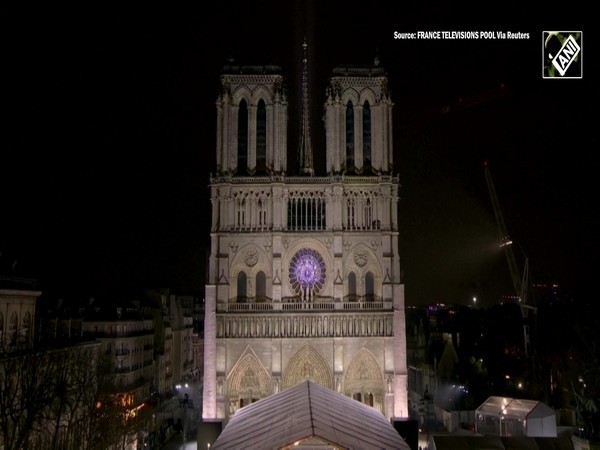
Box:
[202,41,408,424]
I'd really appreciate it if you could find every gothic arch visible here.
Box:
[358,88,377,106]
[227,347,272,400]
[251,86,272,106]
[231,86,252,106]
[230,243,272,301]
[343,243,382,298]
[343,348,385,410]
[340,88,359,106]
[282,344,333,390]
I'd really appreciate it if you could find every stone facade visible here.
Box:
[82,306,155,404]
[203,59,408,423]
[0,288,38,349]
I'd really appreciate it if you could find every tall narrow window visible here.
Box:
[258,199,264,227]
[9,312,17,345]
[287,197,325,231]
[256,271,266,302]
[363,101,371,167]
[256,99,266,169]
[22,312,31,343]
[237,271,247,302]
[364,198,372,229]
[365,272,375,301]
[237,99,248,174]
[348,272,357,302]
[346,101,354,168]
[347,197,356,230]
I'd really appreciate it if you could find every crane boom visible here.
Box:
[483,161,523,300]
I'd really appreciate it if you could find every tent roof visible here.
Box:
[211,380,410,450]
[476,396,555,419]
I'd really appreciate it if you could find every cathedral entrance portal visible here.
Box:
[282,344,333,390]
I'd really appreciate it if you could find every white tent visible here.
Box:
[211,380,411,450]
[476,396,557,438]
[430,435,574,450]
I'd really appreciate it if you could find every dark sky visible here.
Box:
[3,2,596,306]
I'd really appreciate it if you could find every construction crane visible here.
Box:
[484,161,535,356]
[483,160,524,302]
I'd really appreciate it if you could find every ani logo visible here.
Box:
[289,248,326,301]
[543,31,582,79]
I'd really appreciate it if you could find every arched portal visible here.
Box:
[227,350,271,414]
[283,344,333,390]
[343,348,385,412]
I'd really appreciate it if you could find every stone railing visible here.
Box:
[210,174,398,184]
[216,312,393,338]
[217,300,393,313]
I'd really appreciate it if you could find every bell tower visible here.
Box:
[324,60,394,175]
[215,64,288,175]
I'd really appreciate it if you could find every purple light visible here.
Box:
[289,248,326,296]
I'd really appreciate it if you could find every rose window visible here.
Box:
[288,248,326,301]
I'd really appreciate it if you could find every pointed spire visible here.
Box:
[298,37,314,175]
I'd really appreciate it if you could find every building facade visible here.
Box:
[0,288,38,350]
[169,294,195,386]
[82,304,154,405]
[203,48,408,423]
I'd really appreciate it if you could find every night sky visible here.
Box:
[3,2,596,306]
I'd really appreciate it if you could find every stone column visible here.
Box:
[393,284,408,418]
[202,285,217,420]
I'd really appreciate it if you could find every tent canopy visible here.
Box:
[431,435,574,450]
[476,396,555,419]
[211,380,410,450]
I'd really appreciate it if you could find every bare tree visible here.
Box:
[35,344,100,450]
[82,353,152,450]
[0,348,58,450]
[1,342,152,450]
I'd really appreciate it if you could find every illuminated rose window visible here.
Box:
[289,248,326,301]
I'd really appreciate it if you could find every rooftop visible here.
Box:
[212,380,410,450]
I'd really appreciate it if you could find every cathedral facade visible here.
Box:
[203,45,408,423]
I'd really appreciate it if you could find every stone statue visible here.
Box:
[274,377,280,393]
